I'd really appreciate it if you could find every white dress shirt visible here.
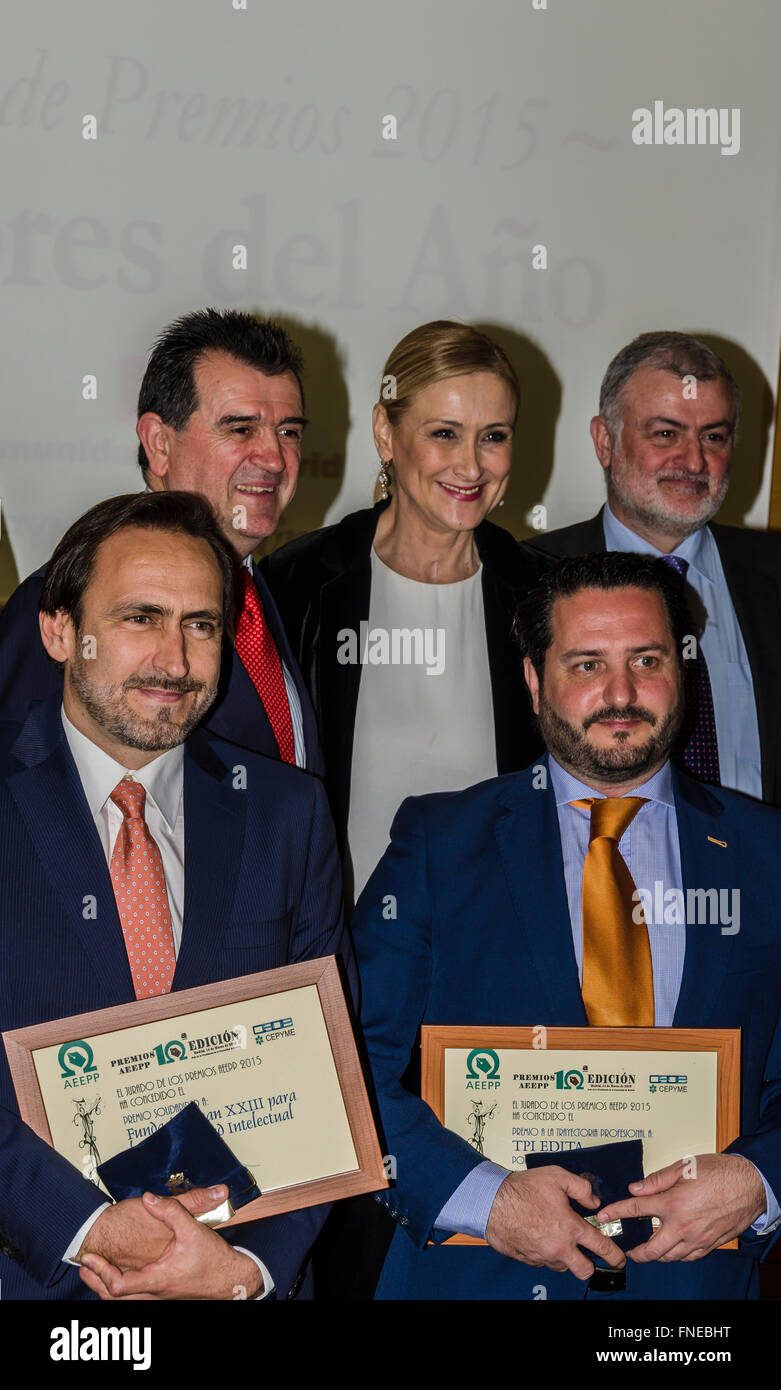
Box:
[62,708,185,945]
[59,708,273,1297]
[348,549,497,900]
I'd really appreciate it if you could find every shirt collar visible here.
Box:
[602,500,714,583]
[548,750,675,809]
[61,707,184,830]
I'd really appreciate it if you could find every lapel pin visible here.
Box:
[707,836,727,848]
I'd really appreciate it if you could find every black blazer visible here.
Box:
[527,506,781,807]
[0,562,324,776]
[260,502,550,864]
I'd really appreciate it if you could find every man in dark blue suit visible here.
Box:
[0,492,350,1301]
[0,308,322,773]
[352,552,781,1300]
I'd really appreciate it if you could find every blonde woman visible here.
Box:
[262,320,549,906]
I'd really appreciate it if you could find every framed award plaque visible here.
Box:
[422,1025,741,1249]
[4,956,388,1225]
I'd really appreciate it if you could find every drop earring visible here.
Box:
[378,459,392,500]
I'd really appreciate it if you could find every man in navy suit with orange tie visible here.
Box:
[0,309,321,773]
[353,552,781,1300]
[0,491,349,1301]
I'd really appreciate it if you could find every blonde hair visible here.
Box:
[377,320,520,427]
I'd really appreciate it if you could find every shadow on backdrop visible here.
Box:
[695,333,773,529]
[255,314,349,560]
[5,326,766,605]
[473,321,561,542]
[0,525,20,608]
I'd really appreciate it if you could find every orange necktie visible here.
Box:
[570,797,654,1026]
[109,777,176,999]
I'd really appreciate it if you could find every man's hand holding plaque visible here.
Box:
[75,1184,228,1270]
[597,1152,767,1263]
[79,1192,264,1301]
[485,1168,627,1280]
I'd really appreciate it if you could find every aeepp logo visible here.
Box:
[555,1068,584,1090]
[59,1040,98,1078]
[466,1048,500,1080]
[154,1039,188,1065]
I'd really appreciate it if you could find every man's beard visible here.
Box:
[69,652,217,752]
[608,461,729,540]
[537,692,683,784]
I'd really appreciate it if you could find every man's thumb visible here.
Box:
[174,1184,227,1215]
[629,1161,680,1194]
[142,1190,202,1230]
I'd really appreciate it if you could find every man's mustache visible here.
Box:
[123,676,206,695]
[583,706,657,730]
[657,473,710,485]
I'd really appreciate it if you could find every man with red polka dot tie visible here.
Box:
[0,309,322,775]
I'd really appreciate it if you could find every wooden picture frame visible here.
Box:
[422,1025,741,1249]
[3,956,387,1225]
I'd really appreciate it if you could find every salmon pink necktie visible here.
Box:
[234,568,295,765]
[109,777,176,999]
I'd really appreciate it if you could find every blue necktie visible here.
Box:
[663,554,720,784]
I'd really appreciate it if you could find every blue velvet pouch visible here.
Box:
[97,1102,261,1210]
[526,1139,652,1261]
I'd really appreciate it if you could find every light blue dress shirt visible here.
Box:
[602,502,761,799]
[435,755,777,1239]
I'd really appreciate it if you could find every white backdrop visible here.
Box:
[2,0,780,581]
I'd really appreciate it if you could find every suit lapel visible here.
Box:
[493,773,587,1024]
[205,566,315,764]
[476,523,547,775]
[530,509,607,558]
[205,640,276,756]
[672,770,740,1025]
[174,737,246,990]
[252,563,321,771]
[7,706,133,1001]
[309,508,387,855]
[318,565,371,847]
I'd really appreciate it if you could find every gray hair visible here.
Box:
[599,331,741,439]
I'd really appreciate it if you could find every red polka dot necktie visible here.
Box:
[109,777,176,999]
[234,568,296,765]
[663,554,721,784]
